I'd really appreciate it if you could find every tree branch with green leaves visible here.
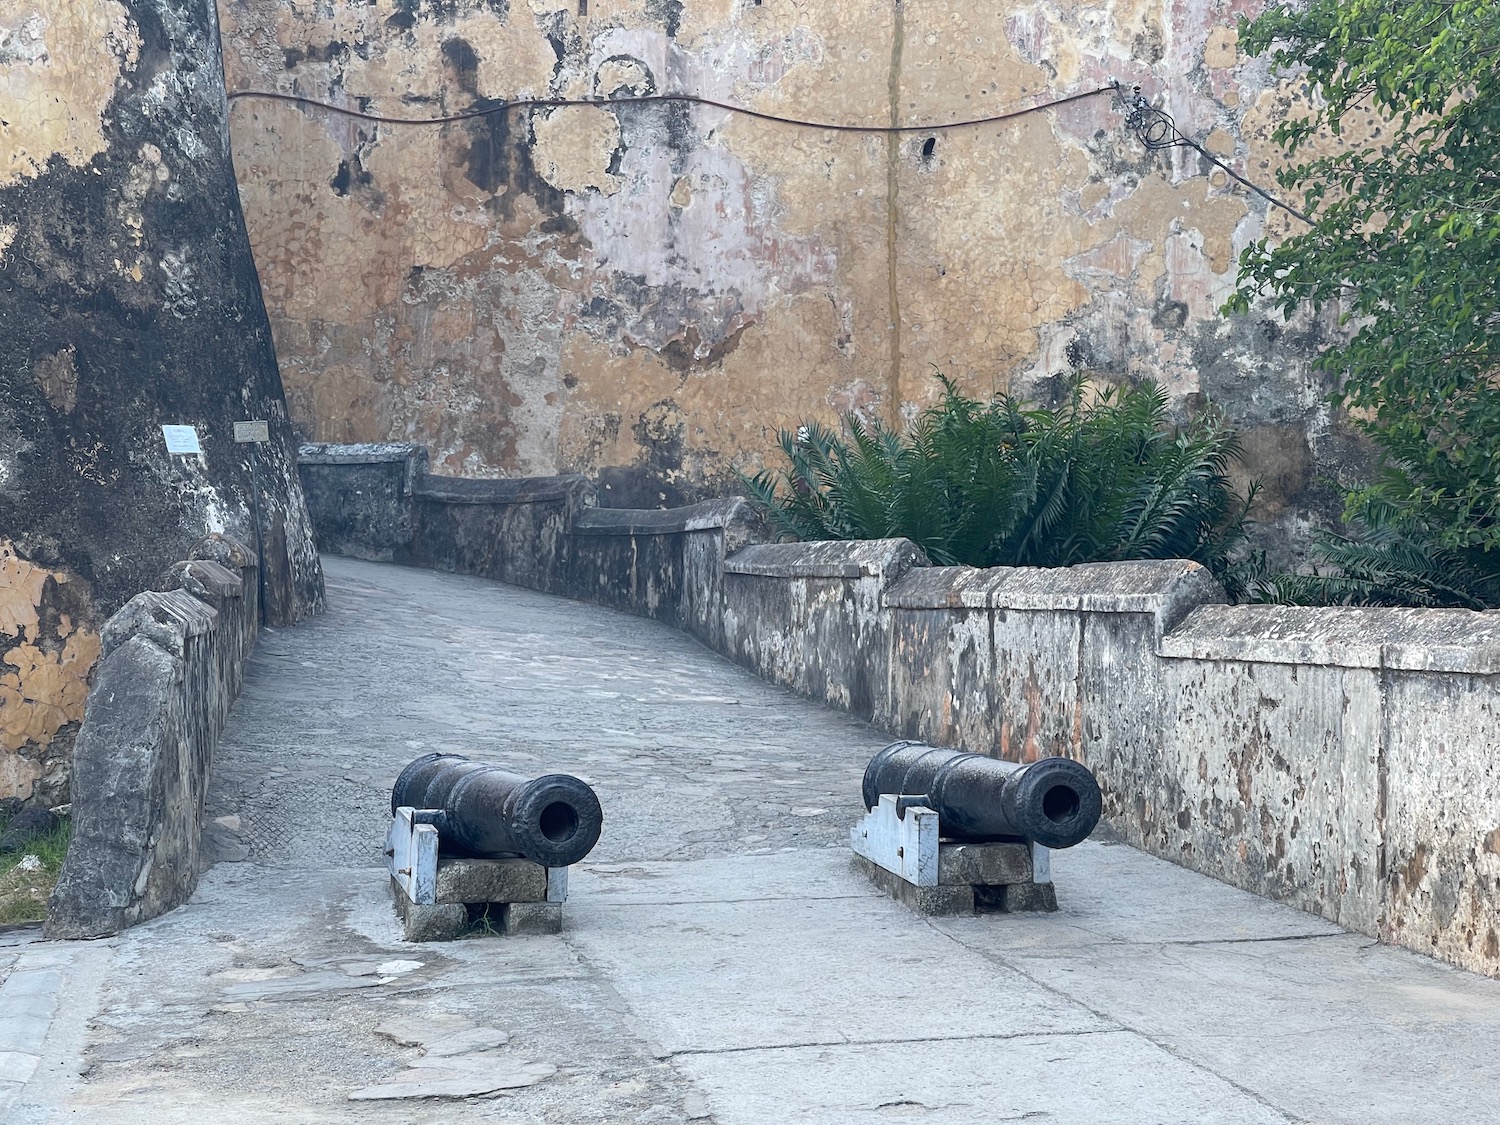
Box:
[1231,0,1500,607]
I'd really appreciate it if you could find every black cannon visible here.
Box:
[862,742,1101,850]
[391,753,603,867]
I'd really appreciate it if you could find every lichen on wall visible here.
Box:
[0,541,101,806]
[225,0,1371,550]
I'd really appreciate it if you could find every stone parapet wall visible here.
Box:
[298,445,764,648]
[45,536,260,939]
[298,449,1500,977]
[723,540,929,723]
[573,500,766,651]
[1157,606,1500,974]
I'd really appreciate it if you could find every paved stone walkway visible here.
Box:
[8,556,1500,1123]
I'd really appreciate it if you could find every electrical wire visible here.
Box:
[227,80,1315,226]
[225,84,1118,134]
[1120,85,1314,226]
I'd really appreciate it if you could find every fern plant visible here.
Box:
[743,376,1257,595]
[1257,492,1500,610]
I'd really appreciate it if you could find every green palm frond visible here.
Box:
[742,373,1258,590]
[1258,496,1500,609]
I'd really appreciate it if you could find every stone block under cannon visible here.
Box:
[850,741,1102,915]
[386,753,604,941]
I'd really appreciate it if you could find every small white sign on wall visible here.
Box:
[233,420,270,444]
[161,425,202,455]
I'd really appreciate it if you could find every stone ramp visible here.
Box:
[7,556,1500,1123]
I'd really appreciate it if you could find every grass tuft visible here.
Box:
[0,813,72,926]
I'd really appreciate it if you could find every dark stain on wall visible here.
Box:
[388,0,509,31]
[0,0,323,621]
[441,35,481,94]
[1191,312,1375,564]
[131,1,173,84]
[440,38,566,218]
[1152,298,1189,330]
[644,0,684,37]
[595,53,657,97]
[589,399,694,509]
[543,22,564,65]
[283,41,351,68]
[330,156,374,196]
[660,325,750,375]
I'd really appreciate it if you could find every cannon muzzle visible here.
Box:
[862,742,1101,850]
[391,753,603,867]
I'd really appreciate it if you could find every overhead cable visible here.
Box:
[227,80,1314,225]
[226,83,1118,133]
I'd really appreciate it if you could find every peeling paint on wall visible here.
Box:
[225,0,1372,549]
[532,105,623,195]
[0,0,141,186]
[0,540,100,805]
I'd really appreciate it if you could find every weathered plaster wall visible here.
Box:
[224,0,1367,543]
[0,0,325,806]
[0,542,101,807]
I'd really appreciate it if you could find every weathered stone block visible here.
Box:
[188,532,257,573]
[991,882,1058,914]
[47,637,193,939]
[501,901,563,935]
[46,540,261,939]
[434,857,548,905]
[938,842,1032,886]
[404,903,469,942]
[155,560,243,603]
[391,875,469,941]
[853,855,975,916]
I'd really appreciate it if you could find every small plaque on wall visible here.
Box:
[161,425,202,455]
[234,420,270,443]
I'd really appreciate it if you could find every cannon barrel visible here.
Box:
[391,753,603,867]
[862,742,1101,850]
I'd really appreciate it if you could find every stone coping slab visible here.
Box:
[725,538,929,579]
[413,472,591,506]
[1161,604,1500,672]
[573,497,759,536]
[298,442,428,466]
[882,559,1226,640]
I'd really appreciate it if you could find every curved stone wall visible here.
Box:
[0,0,325,806]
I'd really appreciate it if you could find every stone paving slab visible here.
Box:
[11,557,1500,1123]
[1001,931,1500,1125]
[928,836,1347,950]
[679,1032,1291,1125]
[0,943,72,1119]
[571,849,881,905]
[567,872,1111,1055]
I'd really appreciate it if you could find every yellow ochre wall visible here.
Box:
[221,0,1367,525]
